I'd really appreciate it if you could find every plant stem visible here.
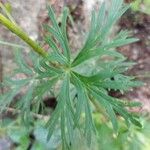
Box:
[0,2,16,24]
[0,13,47,57]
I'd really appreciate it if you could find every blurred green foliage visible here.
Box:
[0,114,150,150]
[95,115,150,150]
[131,0,150,14]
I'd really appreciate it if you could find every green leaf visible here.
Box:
[97,75,142,91]
[4,77,30,86]
[61,7,70,61]
[34,59,60,79]
[82,10,97,51]
[71,73,84,126]
[44,36,67,64]
[46,75,74,149]
[72,48,124,67]
[34,77,59,98]
[103,38,139,49]
[90,86,141,128]
[71,73,95,145]
[19,86,34,124]
[46,106,61,140]
[47,6,60,33]
[130,117,142,128]
[14,49,33,75]
[90,87,118,132]
[44,25,70,63]
[0,86,21,111]
[96,2,106,32]
[65,108,74,145]
[46,6,71,62]
[72,0,131,67]
[0,39,26,49]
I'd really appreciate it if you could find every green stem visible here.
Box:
[0,2,16,24]
[0,13,47,57]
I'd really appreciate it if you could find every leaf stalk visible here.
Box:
[0,13,47,57]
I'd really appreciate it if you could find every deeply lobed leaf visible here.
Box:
[0,1,143,150]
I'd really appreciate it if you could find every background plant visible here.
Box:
[131,0,150,15]
[0,0,143,149]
